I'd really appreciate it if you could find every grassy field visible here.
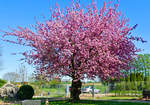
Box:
[42,100,150,105]
[0,96,147,105]
[33,83,107,97]
[99,96,138,100]
[80,96,139,100]
[31,82,142,97]
[41,87,65,97]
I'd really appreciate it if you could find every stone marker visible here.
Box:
[22,100,41,105]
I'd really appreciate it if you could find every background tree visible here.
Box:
[131,54,150,90]
[113,54,150,96]
[3,72,19,82]
[34,71,49,88]
[2,1,144,101]
[28,73,36,83]
[134,54,150,78]
[16,64,28,83]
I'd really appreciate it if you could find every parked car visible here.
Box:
[81,86,100,94]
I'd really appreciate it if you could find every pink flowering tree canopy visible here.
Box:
[3,1,144,82]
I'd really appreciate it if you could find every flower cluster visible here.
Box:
[2,1,144,81]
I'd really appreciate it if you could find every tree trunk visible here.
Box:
[70,79,82,101]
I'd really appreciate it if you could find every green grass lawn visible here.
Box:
[94,84,108,94]
[99,96,138,100]
[42,100,150,105]
[0,96,148,105]
[111,90,142,95]
[0,99,19,105]
[39,87,65,97]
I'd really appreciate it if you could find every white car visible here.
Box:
[81,86,100,94]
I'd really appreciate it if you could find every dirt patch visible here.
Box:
[0,101,13,105]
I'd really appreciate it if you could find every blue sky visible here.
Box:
[0,0,149,78]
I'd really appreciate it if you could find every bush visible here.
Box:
[0,79,6,87]
[16,85,34,100]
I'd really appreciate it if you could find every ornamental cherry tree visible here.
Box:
[2,1,144,101]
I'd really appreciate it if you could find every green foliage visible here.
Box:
[144,76,150,90]
[127,73,144,82]
[49,79,61,88]
[112,54,150,96]
[32,79,62,88]
[0,79,6,87]
[49,79,60,84]
[132,54,150,78]
[16,85,34,100]
[30,81,42,86]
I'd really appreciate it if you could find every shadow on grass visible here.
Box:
[0,96,66,105]
[41,99,150,105]
[1,97,150,105]
[0,97,21,104]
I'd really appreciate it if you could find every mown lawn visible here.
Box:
[0,96,146,105]
[0,99,19,105]
[99,96,138,100]
[42,100,150,105]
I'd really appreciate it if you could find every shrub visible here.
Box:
[16,85,34,100]
[0,79,6,87]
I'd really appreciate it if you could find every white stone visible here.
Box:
[22,100,41,105]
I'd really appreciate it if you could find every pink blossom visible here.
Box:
[2,1,144,81]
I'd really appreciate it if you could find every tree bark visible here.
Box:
[70,79,82,101]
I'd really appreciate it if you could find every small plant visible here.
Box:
[16,85,34,100]
[0,79,6,87]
